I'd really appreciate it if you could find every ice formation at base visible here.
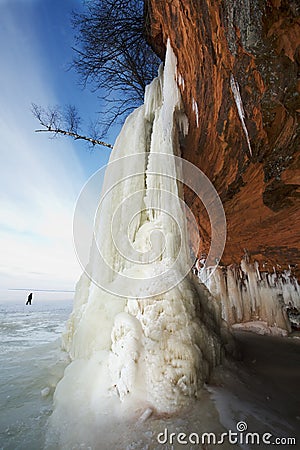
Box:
[51,40,232,437]
[199,257,300,335]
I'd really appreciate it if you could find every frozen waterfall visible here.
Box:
[48,41,232,446]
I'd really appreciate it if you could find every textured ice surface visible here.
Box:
[49,41,231,446]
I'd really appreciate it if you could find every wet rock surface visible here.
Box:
[145,0,300,275]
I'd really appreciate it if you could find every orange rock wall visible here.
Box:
[145,0,300,274]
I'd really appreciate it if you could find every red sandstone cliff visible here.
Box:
[145,0,300,275]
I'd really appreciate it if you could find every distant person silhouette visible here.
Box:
[26,292,33,305]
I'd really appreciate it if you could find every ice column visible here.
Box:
[53,41,231,430]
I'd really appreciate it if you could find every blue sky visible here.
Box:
[0,0,119,299]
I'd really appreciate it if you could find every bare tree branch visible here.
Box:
[32,103,113,149]
[35,127,113,148]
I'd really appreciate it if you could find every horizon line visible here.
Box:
[8,288,75,293]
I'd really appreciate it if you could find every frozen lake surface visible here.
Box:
[0,299,71,450]
[0,298,299,449]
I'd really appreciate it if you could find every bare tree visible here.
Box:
[32,0,160,147]
[71,0,161,133]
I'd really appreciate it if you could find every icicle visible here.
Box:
[176,72,185,91]
[192,97,199,127]
[230,74,252,156]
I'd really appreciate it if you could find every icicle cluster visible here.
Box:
[200,259,300,335]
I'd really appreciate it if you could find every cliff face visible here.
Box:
[146,0,300,275]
